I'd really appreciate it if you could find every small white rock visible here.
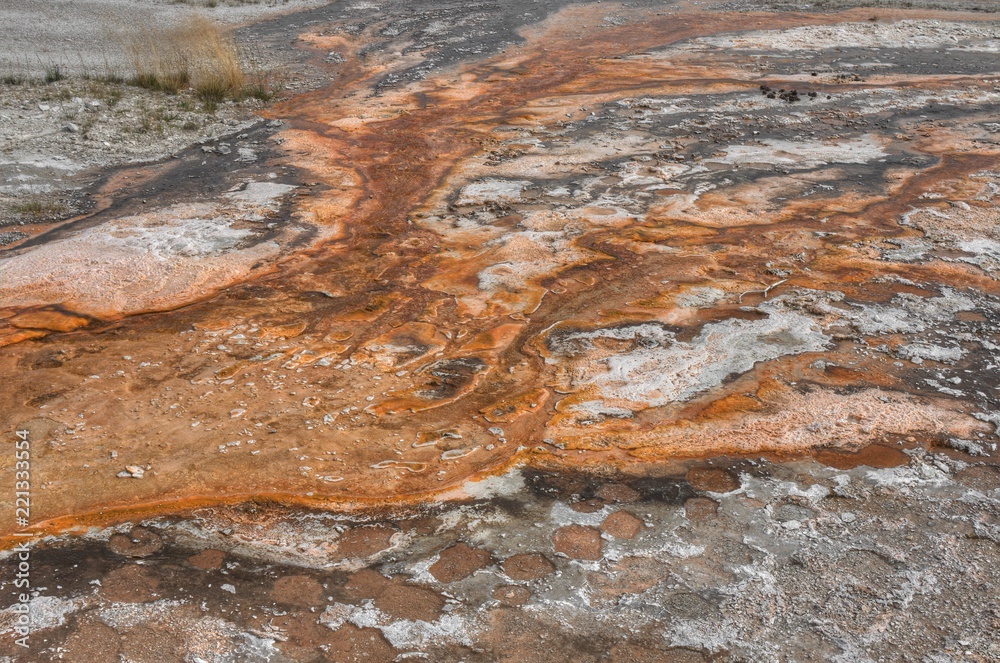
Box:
[120,465,145,479]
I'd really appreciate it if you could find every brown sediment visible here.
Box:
[814,444,911,470]
[2,2,1000,542]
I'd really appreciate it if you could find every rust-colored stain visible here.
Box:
[3,2,1000,543]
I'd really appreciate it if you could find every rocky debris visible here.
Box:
[117,465,145,479]
[759,84,804,103]
[0,77,273,250]
[569,498,604,513]
[493,585,532,606]
[0,231,28,245]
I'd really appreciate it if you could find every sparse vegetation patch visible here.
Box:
[8,200,70,223]
[44,65,65,84]
[125,15,275,108]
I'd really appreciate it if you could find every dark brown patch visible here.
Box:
[187,548,225,570]
[954,464,1000,491]
[323,624,397,663]
[375,583,446,622]
[596,482,642,503]
[683,497,720,521]
[337,525,397,558]
[815,444,909,469]
[272,574,325,607]
[503,553,556,581]
[429,542,493,582]
[686,467,741,493]
[63,619,122,663]
[100,564,160,603]
[107,527,163,558]
[342,568,393,599]
[119,626,184,663]
[569,498,604,513]
[611,643,708,663]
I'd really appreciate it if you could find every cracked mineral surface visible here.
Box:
[1,0,999,660]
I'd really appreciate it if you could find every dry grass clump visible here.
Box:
[187,16,245,101]
[125,15,272,107]
[9,199,69,222]
[125,22,191,93]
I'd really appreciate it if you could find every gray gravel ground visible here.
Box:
[0,0,327,79]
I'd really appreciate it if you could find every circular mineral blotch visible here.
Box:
[187,548,226,570]
[595,482,641,503]
[429,542,493,582]
[107,527,164,558]
[503,553,556,581]
[323,625,397,662]
[686,467,740,493]
[271,574,325,607]
[337,525,397,558]
[684,496,720,521]
[601,510,644,539]
[552,524,603,560]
